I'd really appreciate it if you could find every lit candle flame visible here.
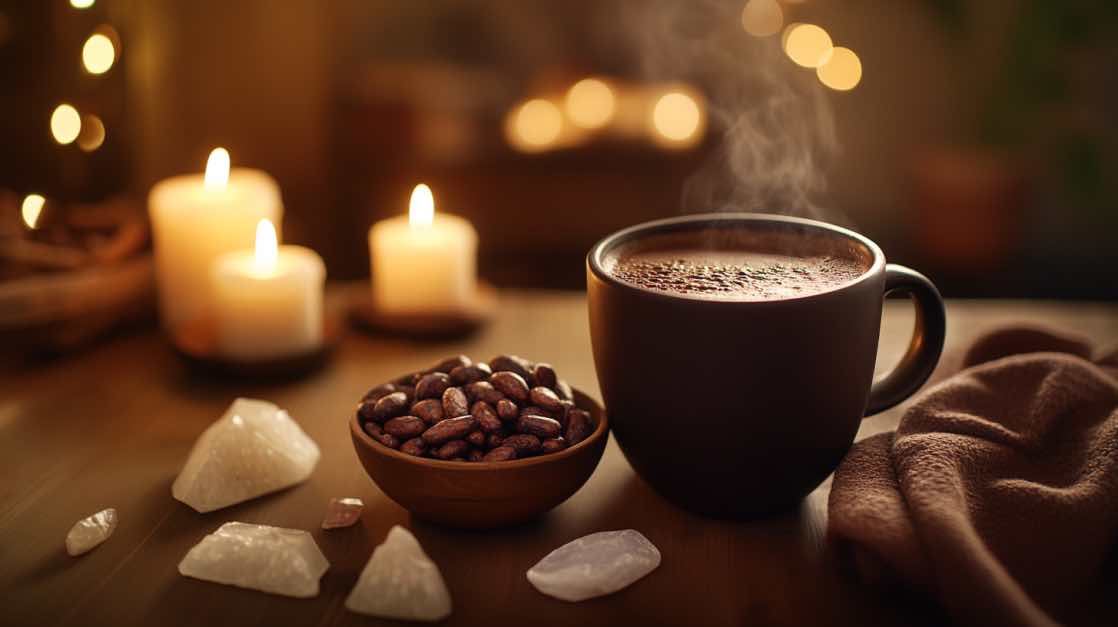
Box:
[204,147,230,190]
[409,183,434,227]
[21,194,45,230]
[254,218,278,273]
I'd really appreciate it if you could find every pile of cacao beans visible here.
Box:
[357,355,595,462]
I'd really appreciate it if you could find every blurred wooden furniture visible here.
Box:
[2,291,1116,626]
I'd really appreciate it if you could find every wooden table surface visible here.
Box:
[2,291,1116,627]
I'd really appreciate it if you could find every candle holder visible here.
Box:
[348,281,497,340]
[170,314,343,378]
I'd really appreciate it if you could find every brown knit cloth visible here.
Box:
[828,326,1118,627]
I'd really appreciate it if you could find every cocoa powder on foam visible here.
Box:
[607,227,869,301]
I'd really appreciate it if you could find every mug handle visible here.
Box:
[864,264,946,416]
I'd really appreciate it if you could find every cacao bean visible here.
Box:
[442,386,470,418]
[554,379,574,401]
[374,432,400,449]
[489,354,533,380]
[465,430,486,447]
[502,433,542,455]
[482,446,517,462]
[363,383,397,401]
[400,437,427,457]
[466,381,505,404]
[415,372,451,400]
[449,363,492,385]
[384,416,426,439]
[422,415,478,445]
[430,355,471,374]
[411,398,445,425]
[532,363,558,390]
[565,408,592,446]
[530,386,564,412]
[471,401,503,433]
[435,439,469,460]
[369,391,408,422]
[517,414,562,439]
[541,437,567,454]
[496,398,520,421]
[490,371,530,402]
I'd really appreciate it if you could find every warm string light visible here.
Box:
[783,23,833,68]
[50,104,81,144]
[507,98,563,152]
[778,19,864,92]
[21,194,45,230]
[741,0,783,38]
[565,78,616,129]
[77,114,105,152]
[817,47,862,91]
[408,183,435,227]
[651,90,703,147]
[82,31,116,75]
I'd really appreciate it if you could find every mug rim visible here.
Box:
[587,212,886,304]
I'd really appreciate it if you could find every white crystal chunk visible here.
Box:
[178,522,329,598]
[172,398,320,513]
[65,508,117,556]
[527,529,661,601]
[345,525,452,621]
[322,497,364,529]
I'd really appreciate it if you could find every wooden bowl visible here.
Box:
[350,389,609,529]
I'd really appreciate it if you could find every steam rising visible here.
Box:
[629,0,841,222]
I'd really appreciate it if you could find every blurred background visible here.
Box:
[2,0,1116,348]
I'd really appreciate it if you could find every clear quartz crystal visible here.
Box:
[172,398,320,513]
[178,522,329,598]
[527,529,661,602]
[65,508,117,556]
[345,525,452,621]
[322,497,364,529]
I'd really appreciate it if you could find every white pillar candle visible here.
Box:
[369,184,478,314]
[211,219,325,360]
[148,148,283,331]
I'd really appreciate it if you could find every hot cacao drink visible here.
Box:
[588,214,945,519]
[604,227,870,301]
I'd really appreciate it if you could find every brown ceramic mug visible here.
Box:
[587,213,945,518]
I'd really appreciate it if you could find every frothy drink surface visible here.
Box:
[607,228,869,301]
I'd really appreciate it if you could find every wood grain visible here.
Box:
[1,292,1116,627]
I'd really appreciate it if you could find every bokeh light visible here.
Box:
[741,0,783,38]
[816,46,862,91]
[506,98,563,152]
[565,78,616,129]
[50,104,81,145]
[783,23,833,68]
[77,114,106,151]
[70,0,95,8]
[651,90,703,147]
[21,194,45,230]
[82,32,115,75]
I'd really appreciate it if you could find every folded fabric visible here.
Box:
[828,326,1118,627]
